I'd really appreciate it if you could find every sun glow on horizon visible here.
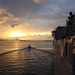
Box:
[10,31,25,38]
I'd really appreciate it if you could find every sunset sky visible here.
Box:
[0,0,75,40]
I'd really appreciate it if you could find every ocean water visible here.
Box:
[0,40,54,75]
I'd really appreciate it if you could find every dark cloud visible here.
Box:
[29,0,75,26]
[0,0,75,20]
[0,0,42,18]
[0,0,75,36]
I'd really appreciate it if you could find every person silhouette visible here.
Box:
[69,12,74,20]
[67,12,74,25]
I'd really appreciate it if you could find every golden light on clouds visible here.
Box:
[33,0,48,4]
[0,7,52,40]
[0,7,19,25]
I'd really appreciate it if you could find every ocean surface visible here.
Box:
[0,40,54,75]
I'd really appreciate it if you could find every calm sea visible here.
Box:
[0,40,54,75]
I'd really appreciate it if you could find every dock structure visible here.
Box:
[52,12,75,75]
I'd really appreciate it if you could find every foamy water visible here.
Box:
[0,40,54,75]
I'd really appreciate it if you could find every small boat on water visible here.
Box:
[27,45,32,50]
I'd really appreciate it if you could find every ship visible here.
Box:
[52,12,75,75]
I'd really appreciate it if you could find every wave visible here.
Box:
[0,47,53,57]
[0,47,27,57]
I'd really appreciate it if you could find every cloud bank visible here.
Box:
[0,7,18,25]
[0,0,75,39]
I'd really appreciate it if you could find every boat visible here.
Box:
[27,45,32,50]
[52,12,75,75]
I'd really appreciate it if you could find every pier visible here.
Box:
[52,12,75,75]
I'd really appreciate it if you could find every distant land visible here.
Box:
[0,38,53,42]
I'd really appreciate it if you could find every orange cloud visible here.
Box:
[33,0,48,5]
[0,7,19,25]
